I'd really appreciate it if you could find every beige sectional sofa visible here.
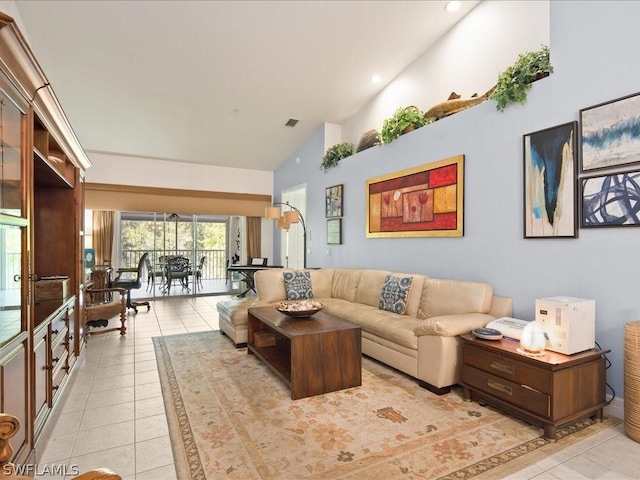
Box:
[217,268,512,394]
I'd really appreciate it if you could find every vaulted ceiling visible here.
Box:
[15,1,479,171]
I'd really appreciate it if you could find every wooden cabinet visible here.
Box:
[0,11,91,465]
[460,334,609,439]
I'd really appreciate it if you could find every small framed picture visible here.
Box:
[327,218,342,244]
[325,184,343,218]
[580,91,640,172]
[581,170,640,227]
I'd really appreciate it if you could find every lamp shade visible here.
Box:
[520,321,547,354]
[265,206,281,219]
[284,210,299,223]
[276,216,290,229]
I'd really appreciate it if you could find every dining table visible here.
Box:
[227,264,284,297]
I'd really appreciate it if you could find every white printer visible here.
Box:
[535,296,595,355]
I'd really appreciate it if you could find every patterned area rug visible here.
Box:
[153,331,619,480]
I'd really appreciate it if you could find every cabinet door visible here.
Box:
[0,78,26,217]
[33,327,49,431]
[0,342,28,462]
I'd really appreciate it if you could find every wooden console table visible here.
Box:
[460,334,609,440]
[247,306,361,399]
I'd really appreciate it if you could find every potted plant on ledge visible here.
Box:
[491,44,553,112]
[379,106,430,144]
[321,142,356,172]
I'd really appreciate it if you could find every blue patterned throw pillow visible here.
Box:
[379,275,413,314]
[283,271,314,300]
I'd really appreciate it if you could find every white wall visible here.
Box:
[273,0,637,399]
[341,0,550,148]
[85,151,273,194]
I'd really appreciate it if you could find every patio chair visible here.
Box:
[195,255,206,288]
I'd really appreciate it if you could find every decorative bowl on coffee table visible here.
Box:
[274,301,324,318]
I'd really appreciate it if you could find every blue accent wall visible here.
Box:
[273,1,640,399]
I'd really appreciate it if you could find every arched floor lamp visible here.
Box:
[265,202,307,268]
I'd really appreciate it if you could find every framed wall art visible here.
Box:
[580,91,640,172]
[325,184,343,218]
[327,218,342,244]
[523,121,578,238]
[581,170,640,227]
[365,155,464,238]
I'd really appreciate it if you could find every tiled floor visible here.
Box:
[33,296,640,480]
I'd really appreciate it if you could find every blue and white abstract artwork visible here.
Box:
[524,122,577,238]
[582,171,640,227]
[581,92,640,172]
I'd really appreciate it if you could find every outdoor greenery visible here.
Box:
[491,45,553,112]
[378,106,430,144]
[321,142,356,171]
[120,215,226,266]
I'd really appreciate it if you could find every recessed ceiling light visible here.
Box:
[370,74,381,84]
[445,1,461,13]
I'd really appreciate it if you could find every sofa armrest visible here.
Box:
[414,313,495,337]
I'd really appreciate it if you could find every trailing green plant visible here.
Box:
[491,44,553,112]
[378,106,430,144]
[321,142,356,171]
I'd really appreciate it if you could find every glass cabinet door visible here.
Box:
[0,86,24,217]
[0,223,23,347]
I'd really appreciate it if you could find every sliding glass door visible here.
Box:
[119,212,229,298]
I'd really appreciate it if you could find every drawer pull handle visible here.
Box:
[52,329,59,335]
[489,361,514,375]
[487,379,512,396]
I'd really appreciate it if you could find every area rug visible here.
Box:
[153,331,620,480]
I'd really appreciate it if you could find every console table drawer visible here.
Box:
[462,365,550,417]
[464,344,552,394]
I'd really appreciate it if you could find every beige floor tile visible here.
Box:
[36,432,76,464]
[90,373,136,393]
[134,359,159,373]
[135,396,166,419]
[41,412,82,438]
[97,352,135,367]
[85,386,135,410]
[79,401,135,431]
[135,464,177,480]
[91,362,135,379]
[135,381,162,400]
[69,444,136,479]
[135,413,170,442]
[71,421,135,457]
[135,369,160,385]
[135,435,174,473]
[134,350,157,362]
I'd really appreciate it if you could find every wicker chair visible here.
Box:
[0,413,122,479]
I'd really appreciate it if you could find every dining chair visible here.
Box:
[164,256,191,293]
[144,254,164,291]
[195,255,206,288]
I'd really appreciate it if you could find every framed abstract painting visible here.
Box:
[365,155,464,238]
[581,170,640,227]
[325,184,343,218]
[523,121,578,238]
[580,91,640,172]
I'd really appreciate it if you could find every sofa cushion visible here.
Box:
[392,272,426,318]
[255,268,294,302]
[354,269,390,307]
[379,275,413,314]
[418,278,493,319]
[308,268,333,298]
[283,271,314,300]
[331,269,362,302]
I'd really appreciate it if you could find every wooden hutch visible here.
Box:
[0,12,90,463]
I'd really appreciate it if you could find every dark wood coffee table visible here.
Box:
[247,306,362,400]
